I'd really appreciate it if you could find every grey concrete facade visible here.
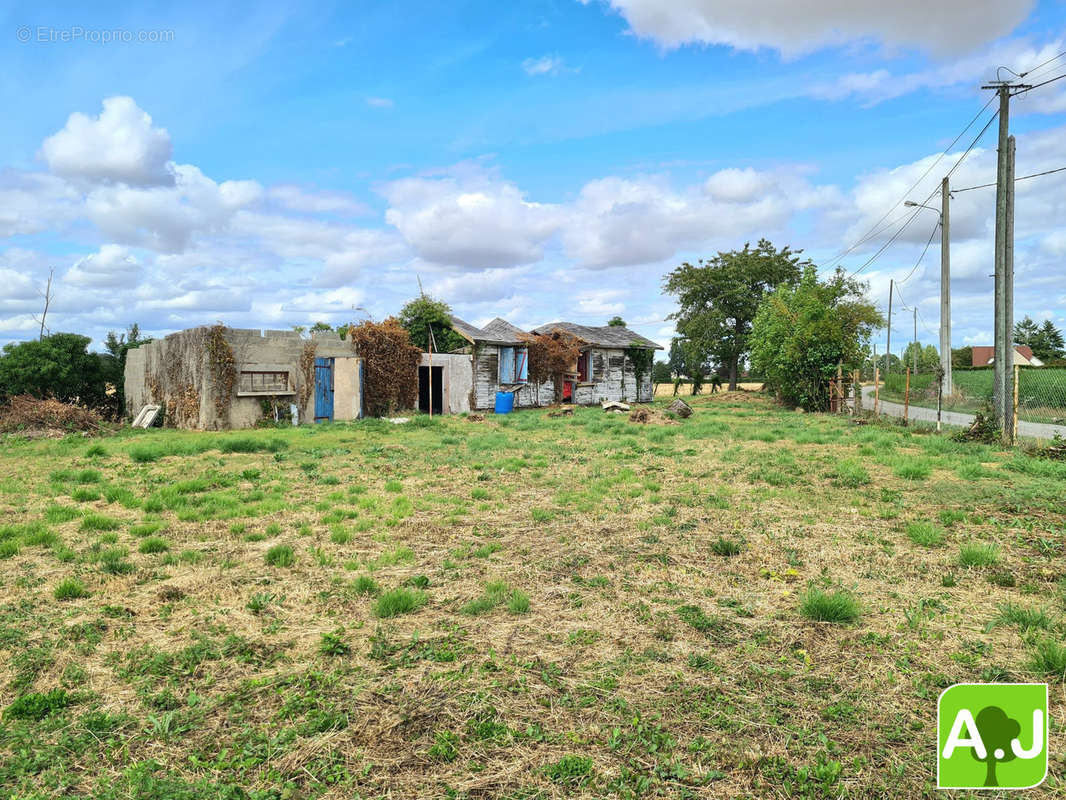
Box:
[419,353,473,414]
[124,326,363,429]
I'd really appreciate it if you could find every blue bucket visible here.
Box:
[494,391,515,414]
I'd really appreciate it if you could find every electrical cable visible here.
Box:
[952,165,1066,193]
[823,96,996,270]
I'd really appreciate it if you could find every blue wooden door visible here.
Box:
[314,357,333,422]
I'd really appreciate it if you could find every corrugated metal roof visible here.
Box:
[530,321,662,350]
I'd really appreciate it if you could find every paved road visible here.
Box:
[860,386,1066,441]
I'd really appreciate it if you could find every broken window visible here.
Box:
[238,370,292,394]
[497,346,528,384]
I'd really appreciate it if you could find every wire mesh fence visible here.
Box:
[1015,366,1066,428]
[870,365,1066,441]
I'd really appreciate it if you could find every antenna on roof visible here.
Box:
[417,274,425,298]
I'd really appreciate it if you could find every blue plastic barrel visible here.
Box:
[494,391,514,414]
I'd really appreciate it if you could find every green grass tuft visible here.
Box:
[373,587,427,618]
[265,544,296,567]
[800,588,860,624]
[958,542,999,568]
[905,522,945,547]
[138,536,170,554]
[54,578,89,601]
[79,514,121,532]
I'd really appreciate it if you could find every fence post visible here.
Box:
[1012,364,1019,446]
[936,366,943,433]
[874,367,879,415]
[853,369,862,415]
[903,367,911,426]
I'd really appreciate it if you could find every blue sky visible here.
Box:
[1,0,1064,358]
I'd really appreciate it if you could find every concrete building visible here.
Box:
[124,326,364,429]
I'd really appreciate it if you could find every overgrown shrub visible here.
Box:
[346,318,421,416]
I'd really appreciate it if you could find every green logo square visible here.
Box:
[938,683,1048,790]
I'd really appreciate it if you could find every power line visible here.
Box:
[894,221,941,288]
[953,165,1066,193]
[1025,71,1066,91]
[846,106,998,278]
[823,96,996,270]
[1020,50,1066,80]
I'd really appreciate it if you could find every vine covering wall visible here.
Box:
[347,317,420,416]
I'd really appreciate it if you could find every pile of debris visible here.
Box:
[0,395,105,436]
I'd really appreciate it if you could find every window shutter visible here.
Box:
[516,347,528,383]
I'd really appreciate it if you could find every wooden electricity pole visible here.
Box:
[939,177,953,395]
[983,80,1027,444]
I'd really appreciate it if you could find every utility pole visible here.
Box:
[885,279,893,376]
[983,80,1027,443]
[940,177,952,395]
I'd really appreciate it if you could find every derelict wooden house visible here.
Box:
[529,322,662,405]
[447,316,539,410]
[447,315,662,410]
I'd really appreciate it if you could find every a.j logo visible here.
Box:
[938,683,1048,790]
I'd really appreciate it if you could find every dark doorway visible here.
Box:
[418,366,444,414]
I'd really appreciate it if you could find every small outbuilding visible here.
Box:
[124,325,364,429]
[529,321,662,405]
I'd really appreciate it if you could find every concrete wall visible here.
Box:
[419,353,473,414]
[124,326,362,429]
[332,356,363,421]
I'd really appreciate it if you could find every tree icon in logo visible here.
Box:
[972,706,1020,787]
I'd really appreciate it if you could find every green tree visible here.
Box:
[103,323,151,366]
[651,361,672,385]
[0,334,108,406]
[1013,316,1040,348]
[606,316,626,327]
[749,266,883,411]
[398,295,467,353]
[1035,319,1065,361]
[902,342,940,373]
[309,321,333,334]
[667,338,686,377]
[972,706,1019,787]
[951,346,973,370]
[664,239,807,390]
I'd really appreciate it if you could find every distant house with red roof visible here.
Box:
[971,345,1043,367]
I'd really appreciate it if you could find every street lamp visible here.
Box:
[903,182,952,396]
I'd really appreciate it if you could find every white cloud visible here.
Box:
[85,164,263,252]
[382,170,563,268]
[564,168,838,268]
[366,96,394,109]
[268,184,369,216]
[65,244,142,288]
[811,37,1065,105]
[522,54,567,76]
[40,96,174,186]
[586,0,1035,55]
[575,288,626,315]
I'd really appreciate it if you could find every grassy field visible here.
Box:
[2,394,1066,798]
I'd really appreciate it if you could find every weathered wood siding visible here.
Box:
[472,345,652,409]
